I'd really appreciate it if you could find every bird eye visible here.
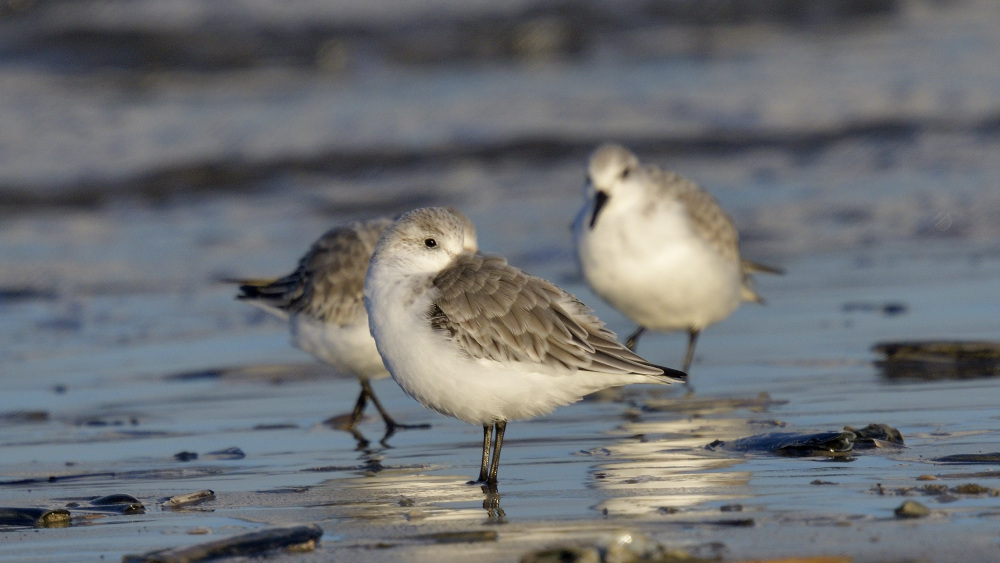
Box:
[424,238,437,248]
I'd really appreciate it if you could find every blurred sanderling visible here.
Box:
[572,144,782,376]
[364,207,685,485]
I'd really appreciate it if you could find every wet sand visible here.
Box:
[3,1,1000,561]
[3,221,1000,562]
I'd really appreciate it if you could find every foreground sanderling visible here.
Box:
[234,213,478,442]
[573,144,782,375]
[364,207,685,485]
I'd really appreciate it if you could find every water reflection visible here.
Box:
[328,424,390,451]
[322,473,499,523]
[589,416,754,516]
[325,411,429,450]
[322,469,510,523]
[481,483,506,522]
[874,340,1000,382]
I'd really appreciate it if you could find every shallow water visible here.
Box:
[3,1,1000,561]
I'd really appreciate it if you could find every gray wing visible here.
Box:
[430,253,666,376]
[237,218,391,325]
[647,166,741,263]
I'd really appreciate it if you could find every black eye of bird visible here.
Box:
[424,238,437,248]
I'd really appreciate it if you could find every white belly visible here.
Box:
[576,204,742,332]
[387,339,654,425]
[290,314,388,381]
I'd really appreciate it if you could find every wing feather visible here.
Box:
[431,253,665,376]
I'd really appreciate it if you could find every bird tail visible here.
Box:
[742,259,784,276]
[232,278,280,298]
[220,276,296,321]
[740,258,784,304]
[651,364,687,384]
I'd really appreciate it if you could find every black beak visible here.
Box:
[588,190,609,229]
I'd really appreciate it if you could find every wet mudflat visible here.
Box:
[3,0,1000,561]
[3,225,1000,562]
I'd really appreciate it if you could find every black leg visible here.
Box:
[682,328,700,374]
[487,420,507,485]
[321,387,370,448]
[345,385,370,430]
[625,326,646,351]
[363,380,432,437]
[348,428,370,450]
[477,424,492,483]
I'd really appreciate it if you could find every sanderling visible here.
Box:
[573,144,782,375]
[234,212,478,442]
[364,207,685,485]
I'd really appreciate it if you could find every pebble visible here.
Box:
[894,500,930,518]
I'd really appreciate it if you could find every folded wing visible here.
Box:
[431,253,678,379]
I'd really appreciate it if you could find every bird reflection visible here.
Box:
[481,483,506,522]
[589,416,755,516]
[325,417,404,450]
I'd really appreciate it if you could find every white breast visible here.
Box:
[575,194,742,331]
